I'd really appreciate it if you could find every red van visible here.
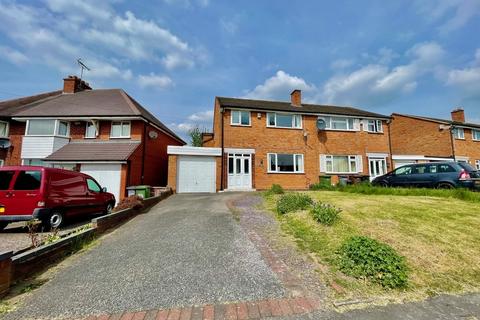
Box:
[0,166,116,231]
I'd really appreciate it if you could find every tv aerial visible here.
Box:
[77,58,91,79]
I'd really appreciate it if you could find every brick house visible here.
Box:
[169,90,391,192]
[0,76,185,200]
[390,109,480,169]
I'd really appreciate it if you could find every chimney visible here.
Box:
[451,108,465,123]
[291,89,302,107]
[63,75,92,94]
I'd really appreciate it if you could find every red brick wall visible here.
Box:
[453,129,480,164]
[70,120,143,141]
[390,114,453,158]
[206,99,391,190]
[4,121,25,166]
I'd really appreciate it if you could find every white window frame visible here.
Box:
[110,121,131,138]
[475,160,480,170]
[472,129,480,141]
[266,112,302,129]
[230,110,251,126]
[320,116,358,131]
[366,119,383,133]
[85,121,97,139]
[25,119,70,137]
[0,121,9,138]
[453,127,465,140]
[0,159,4,167]
[323,155,362,174]
[267,153,304,173]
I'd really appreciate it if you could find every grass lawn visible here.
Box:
[264,191,480,302]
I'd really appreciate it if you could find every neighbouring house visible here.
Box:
[167,90,392,193]
[390,109,480,169]
[0,76,185,200]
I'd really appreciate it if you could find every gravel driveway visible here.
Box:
[4,193,285,320]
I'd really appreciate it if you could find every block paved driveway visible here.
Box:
[5,193,286,320]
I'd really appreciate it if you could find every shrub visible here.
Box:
[310,180,335,191]
[338,236,408,289]
[113,195,144,212]
[269,184,285,195]
[276,193,313,215]
[310,202,341,226]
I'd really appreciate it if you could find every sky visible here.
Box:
[0,0,480,142]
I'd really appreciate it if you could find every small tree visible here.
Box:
[188,125,203,147]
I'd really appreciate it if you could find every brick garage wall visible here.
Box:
[0,252,12,297]
[4,121,25,166]
[390,114,453,158]
[213,105,391,190]
[453,129,480,165]
[167,154,178,192]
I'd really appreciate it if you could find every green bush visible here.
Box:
[338,236,408,289]
[276,193,313,215]
[268,184,285,195]
[310,181,335,191]
[310,202,341,226]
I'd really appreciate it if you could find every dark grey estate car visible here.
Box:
[372,161,480,189]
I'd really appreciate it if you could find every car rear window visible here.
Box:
[458,162,477,171]
[0,171,15,190]
[13,171,42,190]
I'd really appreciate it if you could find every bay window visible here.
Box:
[267,113,302,129]
[322,155,362,173]
[0,121,8,137]
[321,116,356,130]
[473,130,480,141]
[111,121,131,138]
[268,153,304,173]
[366,120,383,133]
[26,120,69,137]
[231,110,250,126]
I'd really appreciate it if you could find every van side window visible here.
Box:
[429,165,438,173]
[14,171,42,190]
[86,179,101,193]
[0,171,15,190]
[395,166,413,175]
[413,165,428,174]
[438,164,455,173]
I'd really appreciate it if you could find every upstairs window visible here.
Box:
[111,121,131,138]
[85,122,97,138]
[452,127,465,139]
[366,120,383,133]
[26,120,69,137]
[0,121,9,137]
[267,113,302,129]
[473,130,480,141]
[322,116,356,130]
[231,110,250,126]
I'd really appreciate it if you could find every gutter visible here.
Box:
[387,119,395,169]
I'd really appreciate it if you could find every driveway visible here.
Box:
[4,193,285,319]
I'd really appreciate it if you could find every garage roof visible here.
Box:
[45,141,141,162]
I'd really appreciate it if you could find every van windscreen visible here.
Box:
[14,171,42,190]
[0,171,15,190]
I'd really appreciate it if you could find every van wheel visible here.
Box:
[105,203,114,215]
[437,182,454,189]
[43,211,64,230]
[0,222,8,231]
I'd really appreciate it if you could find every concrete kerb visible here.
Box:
[0,189,172,297]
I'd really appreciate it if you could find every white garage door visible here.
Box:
[81,163,122,201]
[177,156,216,193]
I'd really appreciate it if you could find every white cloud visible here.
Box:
[163,0,210,8]
[445,48,480,96]
[243,70,315,100]
[416,0,480,33]
[138,73,173,88]
[330,59,354,70]
[188,110,213,121]
[0,45,29,65]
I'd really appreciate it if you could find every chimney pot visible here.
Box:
[63,75,92,94]
[451,107,465,123]
[291,89,302,107]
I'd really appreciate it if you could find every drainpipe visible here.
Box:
[449,125,456,161]
[220,107,225,191]
[141,122,147,184]
[387,118,394,170]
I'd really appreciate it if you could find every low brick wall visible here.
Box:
[0,188,172,297]
[0,251,13,298]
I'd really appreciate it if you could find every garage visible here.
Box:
[167,146,221,193]
[81,163,122,201]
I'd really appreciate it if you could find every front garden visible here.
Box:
[263,184,480,302]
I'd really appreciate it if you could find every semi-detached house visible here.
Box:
[0,76,185,201]
[167,90,392,193]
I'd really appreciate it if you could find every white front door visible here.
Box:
[227,153,252,190]
[177,156,216,193]
[81,163,122,201]
[369,158,387,181]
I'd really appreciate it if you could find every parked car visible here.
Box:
[372,161,480,189]
[0,166,116,231]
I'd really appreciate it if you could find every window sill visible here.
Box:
[267,171,305,174]
[266,126,303,130]
[366,131,384,134]
[455,138,466,140]
[321,129,359,132]
[110,136,131,139]
[230,124,251,127]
